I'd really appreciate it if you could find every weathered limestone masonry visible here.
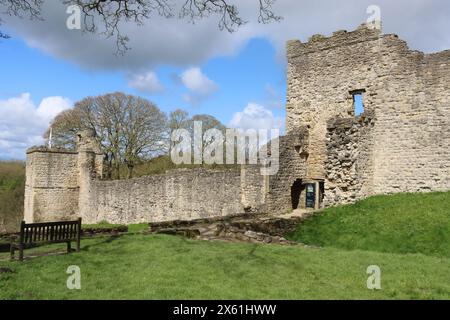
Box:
[22,23,450,226]
[24,129,104,223]
[287,23,450,206]
[325,111,375,205]
[24,148,79,222]
[94,168,244,225]
[23,130,267,224]
[264,129,310,213]
[239,129,311,215]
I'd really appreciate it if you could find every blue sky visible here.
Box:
[1,0,449,159]
[0,36,286,122]
[0,31,286,159]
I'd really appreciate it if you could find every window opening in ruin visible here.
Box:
[291,179,303,210]
[351,90,365,116]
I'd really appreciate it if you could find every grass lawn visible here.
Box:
[287,191,450,258]
[0,234,449,300]
[1,191,449,300]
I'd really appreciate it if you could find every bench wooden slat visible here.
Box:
[10,218,82,262]
[24,221,80,228]
[25,227,29,244]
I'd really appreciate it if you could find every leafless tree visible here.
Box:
[45,92,168,179]
[44,107,83,149]
[169,108,190,132]
[0,0,281,53]
[190,113,225,134]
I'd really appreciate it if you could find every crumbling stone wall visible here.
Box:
[265,129,309,213]
[286,25,384,180]
[94,168,243,224]
[24,130,104,224]
[325,112,375,205]
[240,164,267,213]
[24,145,249,224]
[287,24,450,202]
[24,148,79,222]
[23,24,450,224]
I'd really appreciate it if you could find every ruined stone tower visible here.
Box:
[24,130,103,223]
[286,23,450,205]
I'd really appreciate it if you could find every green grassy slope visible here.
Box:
[287,192,450,258]
[1,234,449,300]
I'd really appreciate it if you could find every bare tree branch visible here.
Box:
[258,0,282,24]
[63,0,173,54]
[1,0,281,53]
[0,0,43,38]
[180,0,244,32]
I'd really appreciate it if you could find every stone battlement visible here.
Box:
[287,23,383,57]
[26,146,77,155]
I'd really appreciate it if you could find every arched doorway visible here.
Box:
[291,179,303,210]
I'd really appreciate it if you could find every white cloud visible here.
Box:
[4,1,450,72]
[0,93,72,159]
[229,103,283,132]
[37,96,73,122]
[180,67,218,95]
[180,67,219,106]
[128,71,164,94]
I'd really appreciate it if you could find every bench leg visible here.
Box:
[10,245,15,261]
[67,241,72,253]
[19,245,24,262]
[76,239,80,252]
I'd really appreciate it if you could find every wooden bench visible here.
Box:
[10,218,82,261]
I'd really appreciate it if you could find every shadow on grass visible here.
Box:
[81,234,124,252]
[1,235,125,263]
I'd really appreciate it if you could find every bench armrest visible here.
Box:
[10,234,19,243]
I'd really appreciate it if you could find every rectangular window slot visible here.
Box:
[350,90,365,116]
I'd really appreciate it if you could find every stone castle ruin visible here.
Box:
[23,24,450,225]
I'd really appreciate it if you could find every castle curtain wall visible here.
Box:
[22,25,450,224]
[23,143,268,224]
[93,168,244,225]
